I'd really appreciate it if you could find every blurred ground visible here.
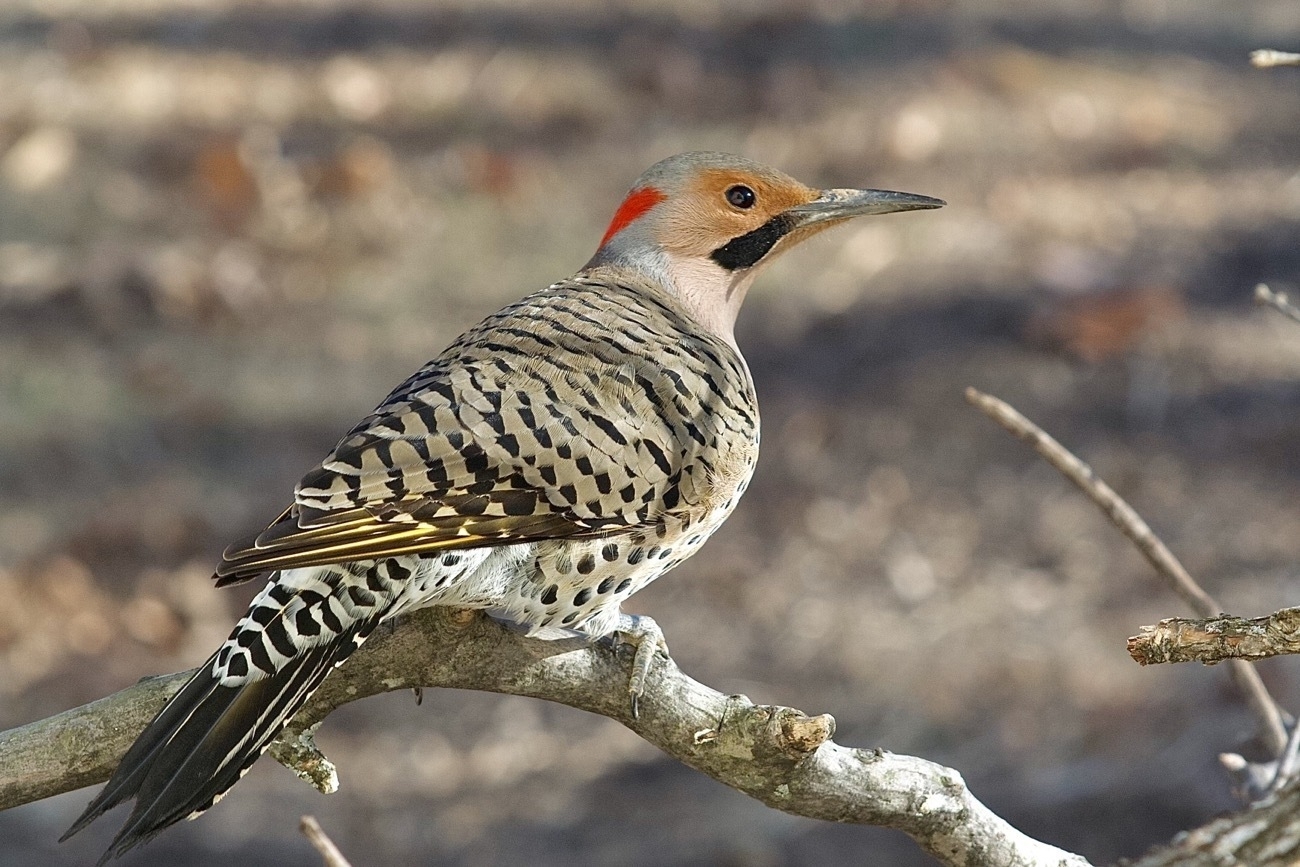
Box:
[2,1,1300,865]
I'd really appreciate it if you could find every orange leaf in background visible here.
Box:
[1028,285,1186,362]
[193,137,258,227]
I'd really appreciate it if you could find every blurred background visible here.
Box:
[2,0,1299,864]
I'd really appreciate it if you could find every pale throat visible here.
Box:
[660,254,757,349]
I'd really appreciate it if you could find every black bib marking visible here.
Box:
[710,214,794,271]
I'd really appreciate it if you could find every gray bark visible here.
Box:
[3,606,1296,865]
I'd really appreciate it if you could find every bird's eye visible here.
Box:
[726,185,756,209]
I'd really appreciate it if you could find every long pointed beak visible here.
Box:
[784,188,946,228]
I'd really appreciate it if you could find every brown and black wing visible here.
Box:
[214,496,595,586]
[215,280,753,586]
[216,374,677,584]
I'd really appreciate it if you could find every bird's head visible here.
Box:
[585,152,944,345]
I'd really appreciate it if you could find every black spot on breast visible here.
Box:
[574,588,592,606]
[601,543,618,562]
[576,554,596,574]
[541,585,558,605]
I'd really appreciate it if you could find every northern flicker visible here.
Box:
[63,152,943,860]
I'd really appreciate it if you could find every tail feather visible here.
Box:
[63,624,366,863]
[59,669,224,842]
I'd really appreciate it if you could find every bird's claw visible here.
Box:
[613,614,669,720]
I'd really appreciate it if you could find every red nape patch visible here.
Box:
[599,187,666,248]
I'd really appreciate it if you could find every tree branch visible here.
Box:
[0,607,1091,867]
[1129,607,1300,666]
[964,387,1291,757]
[1127,775,1300,866]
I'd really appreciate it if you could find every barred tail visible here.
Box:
[60,566,389,863]
[62,628,363,863]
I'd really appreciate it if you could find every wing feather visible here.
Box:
[214,281,750,586]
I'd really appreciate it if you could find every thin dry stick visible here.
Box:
[1251,50,1300,68]
[1254,283,1300,325]
[965,387,1289,755]
[300,815,355,867]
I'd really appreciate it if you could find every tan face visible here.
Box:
[654,167,822,261]
[587,152,944,344]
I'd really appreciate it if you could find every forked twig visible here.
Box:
[965,387,1289,755]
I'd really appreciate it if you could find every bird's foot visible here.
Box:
[611,614,669,719]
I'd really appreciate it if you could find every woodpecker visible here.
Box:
[63,152,943,861]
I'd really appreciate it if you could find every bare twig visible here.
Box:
[2,607,1091,867]
[1251,50,1300,68]
[964,387,1289,756]
[1129,606,1300,665]
[1254,283,1300,325]
[301,816,354,867]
